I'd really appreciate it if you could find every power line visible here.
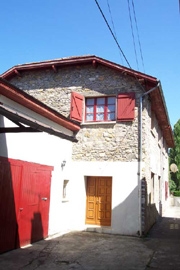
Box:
[94,0,146,94]
[94,0,132,69]
[106,0,124,64]
[131,0,145,73]
[127,0,139,71]
[106,0,117,39]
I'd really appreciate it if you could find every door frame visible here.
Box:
[85,176,112,226]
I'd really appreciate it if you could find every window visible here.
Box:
[62,180,69,201]
[70,92,135,123]
[151,110,156,137]
[85,97,116,122]
[150,172,155,204]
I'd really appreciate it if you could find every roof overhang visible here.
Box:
[1,55,157,85]
[149,82,174,148]
[0,103,77,141]
[0,78,80,133]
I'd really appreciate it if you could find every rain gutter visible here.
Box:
[138,81,160,236]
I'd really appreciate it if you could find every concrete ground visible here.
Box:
[0,206,180,270]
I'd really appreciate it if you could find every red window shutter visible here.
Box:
[165,181,168,200]
[70,92,83,122]
[117,92,135,121]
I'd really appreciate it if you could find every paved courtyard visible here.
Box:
[0,206,180,270]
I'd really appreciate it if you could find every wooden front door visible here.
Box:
[86,177,112,226]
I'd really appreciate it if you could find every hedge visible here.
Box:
[173,191,180,197]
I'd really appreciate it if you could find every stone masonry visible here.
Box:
[10,64,142,162]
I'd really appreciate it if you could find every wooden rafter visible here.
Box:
[52,65,57,72]
[0,127,41,133]
[14,69,21,77]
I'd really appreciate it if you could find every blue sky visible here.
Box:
[0,1,179,128]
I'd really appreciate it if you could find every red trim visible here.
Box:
[104,98,108,121]
[1,55,157,84]
[117,93,135,121]
[70,92,83,122]
[165,181,168,200]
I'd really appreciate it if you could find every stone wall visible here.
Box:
[9,64,142,162]
[73,122,138,161]
[10,65,140,117]
[141,99,169,233]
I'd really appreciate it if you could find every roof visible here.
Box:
[0,55,174,147]
[148,82,174,148]
[0,78,80,134]
[1,55,158,83]
[0,103,78,142]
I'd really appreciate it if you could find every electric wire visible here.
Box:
[106,0,124,64]
[94,0,132,69]
[127,0,139,71]
[94,0,146,93]
[106,0,117,40]
[131,0,145,73]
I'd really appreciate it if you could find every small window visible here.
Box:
[62,180,69,201]
[151,110,156,137]
[85,97,116,122]
[150,172,155,204]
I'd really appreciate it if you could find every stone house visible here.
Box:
[1,55,174,237]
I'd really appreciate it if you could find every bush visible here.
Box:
[169,179,177,193]
[173,191,180,197]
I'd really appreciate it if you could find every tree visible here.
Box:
[169,119,180,189]
[169,179,177,194]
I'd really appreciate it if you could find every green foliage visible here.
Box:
[169,179,177,193]
[173,191,180,197]
[169,119,180,189]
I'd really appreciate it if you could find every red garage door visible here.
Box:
[0,156,53,253]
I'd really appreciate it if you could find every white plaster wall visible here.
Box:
[0,106,140,236]
[64,161,139,236]
[1,125,71,164]
[150,130,169,215]
[0,115,74,237]
[0,114,140,236]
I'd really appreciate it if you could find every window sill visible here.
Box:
[62,199,69,203]
[81,121,116,126]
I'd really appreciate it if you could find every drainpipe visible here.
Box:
[138,80,160,236]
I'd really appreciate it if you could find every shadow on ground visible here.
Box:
[0,207,180,270]
[144,210,180,269]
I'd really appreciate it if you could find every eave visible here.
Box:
[0,78,80,132]
[1,55,157,85]
[149,83,174,148]
[0,103,77,142]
